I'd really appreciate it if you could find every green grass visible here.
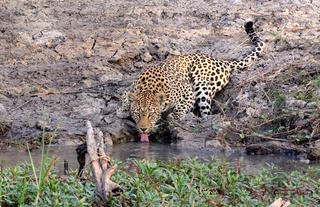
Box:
[0,158,320,207]
[26,128,57,205]
[0,164,95,207]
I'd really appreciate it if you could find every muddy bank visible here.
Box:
[0,1,319,159]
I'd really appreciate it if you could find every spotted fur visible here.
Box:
[120,21,265,134]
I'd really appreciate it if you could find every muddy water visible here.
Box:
[0,143,318,175]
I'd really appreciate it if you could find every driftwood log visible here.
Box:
[85,121,122,201]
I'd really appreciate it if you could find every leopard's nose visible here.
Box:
[141,128,147,132]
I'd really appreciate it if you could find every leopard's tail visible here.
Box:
[231,20,265,70]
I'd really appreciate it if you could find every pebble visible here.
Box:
[141,51,153,62]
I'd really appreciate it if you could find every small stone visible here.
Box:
[134,62,144,68]
[0,104,9,136]
[104,100,118,115]
[286,98,307,108]
[169,50,181,56]
[141,51,153,62]
[104,132,113,147]
[299,159,310,164]
[116,109,130,119]
[295,119,308,127]
[103,116,114,124]
[0,104,7,120]
[32,30,65,46]
[82,79,94,87]
[308,140,320,160]
[105,120,130,144]
[205,139,223,148]
[245,107,257,117]
[306,102,318,109]
[72,95,105,119]
[99,69,123,82]
[85,49,94,58]
[36,120,53,131]
[109,50,125,62]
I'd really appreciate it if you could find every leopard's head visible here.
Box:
[128,90,167,139]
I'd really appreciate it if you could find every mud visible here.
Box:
[0,1,319,159]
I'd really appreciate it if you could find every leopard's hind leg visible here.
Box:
[193,81,215,118]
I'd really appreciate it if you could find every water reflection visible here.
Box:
[0,143,318,175]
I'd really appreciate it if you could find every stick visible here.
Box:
[86,121,122,201]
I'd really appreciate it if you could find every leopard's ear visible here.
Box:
[127,92,137,102]
[156,92,167,105]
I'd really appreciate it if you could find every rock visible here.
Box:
[72,95,105,119]
[109,49,126,62]
[0,103,9,137]
[286,98,307,108]
[246,141,305,155]
[98,68,123,82]
[54,134,83,145]
[31,30,66,46]
[36,120,53,131]
[299,159,310,164]
[0,104,7,120]
[54,40,82,60]
[134,62,144,68]
[169,49,181,56]
[0,94,10,103]
[306,102,318,109]
[104,132,113,147]
[54,37,94,60]
[85,49,94,58]
[17,32,33,44]
[205,139,224,149]
[116,109,130,119]
[311,120,320,138]
[141,51,153,62]
[82,79,95,87]
[173,126,231,151]
[230,0,243,5]
[173,130,204,149]
[307,140,320,160]
[103,100,119,115]
[103,116,114,124]
[246,107,259,117]
[104,119,132,144]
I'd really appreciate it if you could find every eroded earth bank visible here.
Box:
[0,0,319,160]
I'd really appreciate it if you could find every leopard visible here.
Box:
[118,21,265,142]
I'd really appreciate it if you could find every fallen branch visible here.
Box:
[86,121,122,201]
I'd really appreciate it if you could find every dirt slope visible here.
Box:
[0,0,319,157]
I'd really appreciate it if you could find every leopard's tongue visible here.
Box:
[140,133,149,142]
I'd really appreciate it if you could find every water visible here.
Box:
[0,143,318,175]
